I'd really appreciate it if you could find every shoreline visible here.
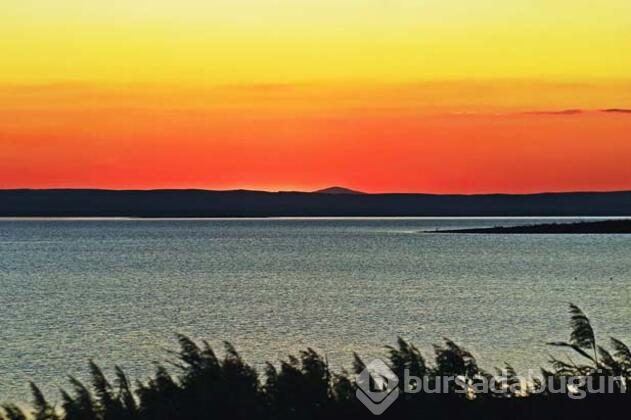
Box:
[438,219,631,234]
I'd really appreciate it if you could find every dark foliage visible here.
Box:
[2,304,629,420]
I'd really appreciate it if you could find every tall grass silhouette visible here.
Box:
[2,304,630,419]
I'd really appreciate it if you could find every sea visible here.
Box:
[1,217,630,403]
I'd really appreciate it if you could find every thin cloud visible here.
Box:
[601,108,631,114]
[520,109,583,116]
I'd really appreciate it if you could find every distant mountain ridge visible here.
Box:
[1,189,631,217]
[313,186,365,195]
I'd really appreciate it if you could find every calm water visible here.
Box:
[1,218,630,403]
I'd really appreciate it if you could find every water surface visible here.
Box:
[1,218,630,402]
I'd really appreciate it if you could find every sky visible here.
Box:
[1,0,630,193]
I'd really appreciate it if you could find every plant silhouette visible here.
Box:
[1,304,630,420]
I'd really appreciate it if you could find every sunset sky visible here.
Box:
[1,0,630,193]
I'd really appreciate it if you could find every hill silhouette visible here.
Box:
[1,189,631,217]
[313,186,365,195]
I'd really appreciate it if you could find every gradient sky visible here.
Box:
[1,0,630,192]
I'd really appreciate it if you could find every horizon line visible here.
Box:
[3,187,631,196]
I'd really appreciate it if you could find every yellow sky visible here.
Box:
[2,0,631,85]
[2,1,631,192]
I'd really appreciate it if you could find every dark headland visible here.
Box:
[439,219,631,234]
[2,188,631,218]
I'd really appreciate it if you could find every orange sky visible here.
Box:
[2,1,631,193]
[1,81,630,193]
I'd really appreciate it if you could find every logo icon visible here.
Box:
[356,359,400,415]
